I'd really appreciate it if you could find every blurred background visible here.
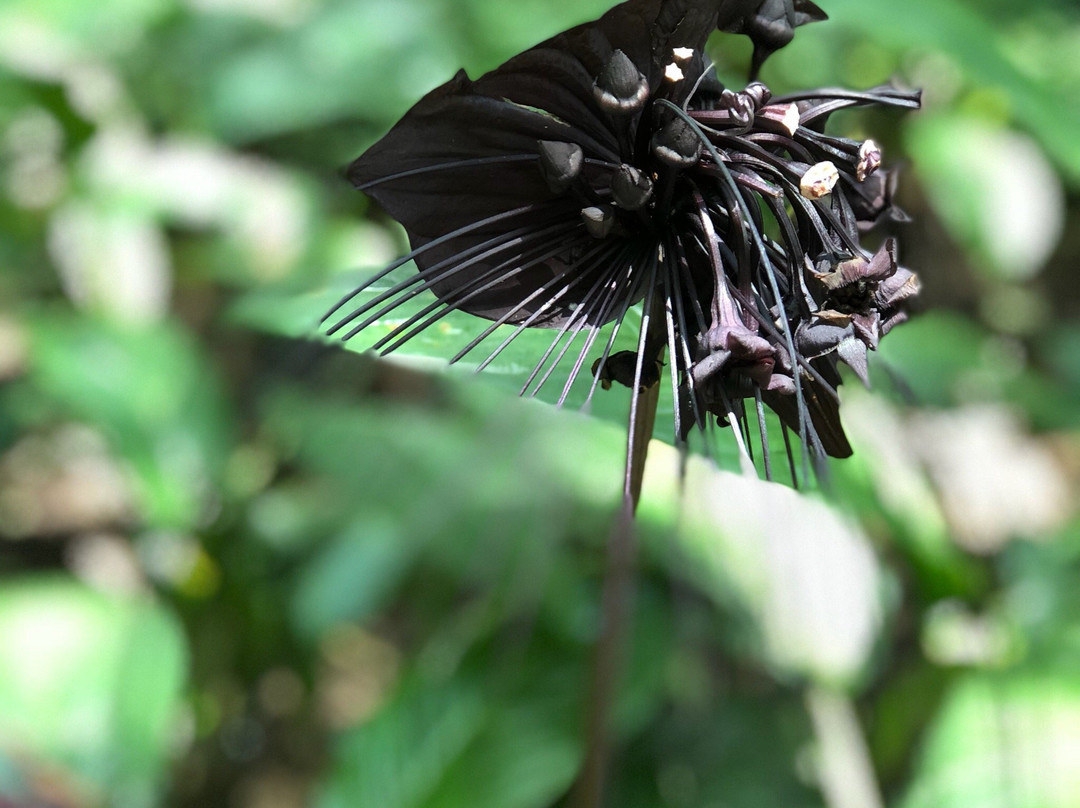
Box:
[1,0,1079,806]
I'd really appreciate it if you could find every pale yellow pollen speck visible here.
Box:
[664,62,684,82]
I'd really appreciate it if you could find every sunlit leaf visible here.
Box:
[23,314,233,528]
[903,673,1080,808]
[0,577,187,807]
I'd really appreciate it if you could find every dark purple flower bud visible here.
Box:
[594,49,650,114]
[611,164,654,209]
[537,140,584,194]
[856,139,882,182]
[743,81,772,109]
[592,351,662,391]
[741,0,828,78]
[652,117,702,166]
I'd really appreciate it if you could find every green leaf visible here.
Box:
[0,576,188,807]
[903,673,1080,808]
[907,112,1064,280]
[231,268,654,434]
[876,311,1010,408]
[292,516,416,641]
[318,677,487,808]
[23,313,233,528]
[825,0,1080,184]
[0,0,174,60]
[419,696,579,808]
[207,0,460,141]
[647,445,887,690]
[319,656,584,808]
[615,691,820,808]
[877,310,1078,429]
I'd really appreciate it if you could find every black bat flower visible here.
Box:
[324,0,921,480]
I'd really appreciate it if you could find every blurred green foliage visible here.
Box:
[1,1,1079,807]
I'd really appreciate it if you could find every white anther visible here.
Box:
[800,161,839,199]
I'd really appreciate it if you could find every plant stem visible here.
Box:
[805,685,885,808]
[570,294,664,808]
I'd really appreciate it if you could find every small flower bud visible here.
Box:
[742,81,772,109]
[611,164,654,210]
[856,139,882,182]
[536,140,583,194]
[719,89,754,127]
[652,117,701,167]
[593,49,649,114]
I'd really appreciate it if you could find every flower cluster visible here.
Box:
[324,0,921,475]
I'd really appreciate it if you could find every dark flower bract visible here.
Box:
[324,0,922,479]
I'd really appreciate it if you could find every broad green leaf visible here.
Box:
[908,112,1064,280]
[318,678,487,808]
[615,691,820,808]
[877,310,1077,429]
[207,0,461,141]
[836,389,985,600]
[291,516,416,641]
[420,696,580,808]
[644,444,887,689]
[0,0,174,64]
[319,653,585,808]
[22,313,233,528]
[0,577,188,807]
[233,271,662,436]
[903,673,1080,808]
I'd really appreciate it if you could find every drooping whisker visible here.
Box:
[671,265,711,450]
[582,247,650,407]
[762,196,820,313]
[321,202,552,327]
[742,132,815,164]
[772,86,922,114]
[753,391,772,481]
[660,260,684,444]
[809,195,866,256]
[728,285,842,405]
[794,129,862,164]
[475,242,629,374]
[829,186,861,244]
[555,257,638,406]
[373,227,593,354]
[706,133,808,182]
[671,231,709,336]
[728,166,784,198]
[776,178,851,257]
[691,188,729,322]
[334,216,577,340]
[687,109,818,468]
[621,249,661,501]
[352,154,540,191]
[741,404,755,467]
[715,382,753,466]
[522,256,628,398]
[448,240,615,365]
